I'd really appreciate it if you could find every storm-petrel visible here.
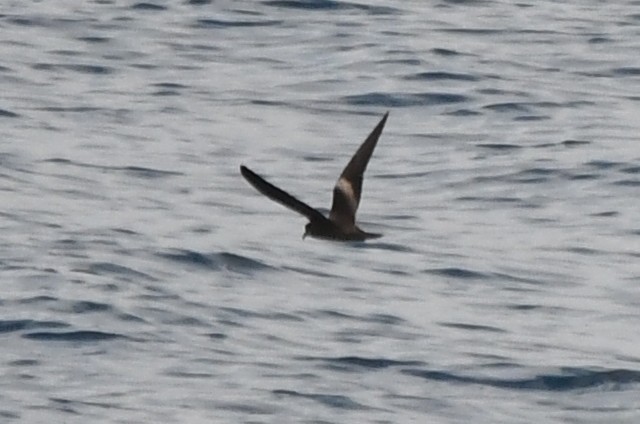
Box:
[240,112,388,241]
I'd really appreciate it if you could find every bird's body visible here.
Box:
[240,112,389,241]
[305,221,381,242]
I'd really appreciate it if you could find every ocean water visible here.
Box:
[1,0,640,423]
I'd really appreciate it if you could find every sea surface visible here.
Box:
[1,1,640,423]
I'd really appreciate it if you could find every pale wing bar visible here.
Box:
[329,112,389,226]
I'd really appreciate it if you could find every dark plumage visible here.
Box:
[240,112,389,241]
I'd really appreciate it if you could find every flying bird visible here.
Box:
[240,112,388,241]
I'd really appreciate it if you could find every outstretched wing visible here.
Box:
[240,165,328,223]
[329,112,388,228]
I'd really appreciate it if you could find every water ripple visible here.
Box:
[69,300,112,314]
[343,92,469,107]
[72,262,156,281]
[438,322,507,334]
[308,309,406,325]
[194,18,283,28]
[272,389,369,410]
[218,306,304,322]
[403,71,480,82]
[0,108,20,118]
[157,249,274,273]
[303,355,424,371]
[424,267,490,280]
[32,63,114,75]
[477,143,522,150]
[22,330,126,342]
[131,2,167,10]
[263,0,397,14]
[403,367,640,391]
[42,158,183,179]
[0,319,67,334]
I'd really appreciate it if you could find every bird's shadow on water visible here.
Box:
[156,248,275,275]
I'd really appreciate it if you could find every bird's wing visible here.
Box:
[329,112,388,228]
[240,165,328,223]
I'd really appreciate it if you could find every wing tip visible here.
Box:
[379,111,389,127]
[240,164,252,178]
[240,165,260,187]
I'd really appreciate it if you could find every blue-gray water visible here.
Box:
[2,1,640,423]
